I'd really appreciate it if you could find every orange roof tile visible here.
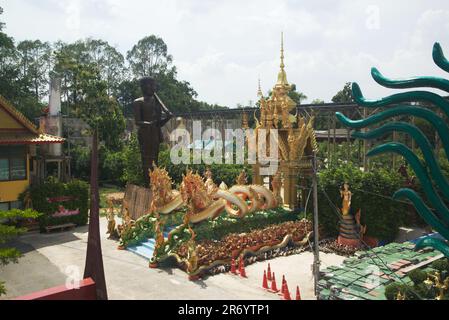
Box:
[0,133,65,145]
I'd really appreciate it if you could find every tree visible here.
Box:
[72,63,126,151]
[85,39,126,96]
[53,40,92,113]
[77,69,111,300]
[312,99,325,105]
[332,82,354,104]
[126,35,174,78]
[0,8,44,121]
[0,6,4,31]
[0,209,40,296]
[288,84,307,104]
[17,40,52,100]
[116,79,141,117]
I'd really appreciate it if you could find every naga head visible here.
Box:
[149,164,175,205]
[181,171,214,214]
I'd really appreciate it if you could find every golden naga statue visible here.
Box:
[154,216,165,249]
[236,170,248,186]
[186,238,199,274]
[204,168,218,196]
[117,199,135,237]
[181,170,215,216]
[288,116,315,161]
[341,183,352,216]
[180,171,277,224]
[106,199,118,239]
[271,170,283,207]
[149,164,183,215]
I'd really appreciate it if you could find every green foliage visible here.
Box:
[430,258,449,273]
[288,84,307,105]
[408,269,427,285]
[126,35,173,78]
[311,99,325,104]
[0,207,40,296]
[71,145,91,180]
[120,211,186,248]
[101,146,127,184]
[385,282,405,300]
[192,208,300,242]
[318,163,408,242]
[332,82,354,103]
[120,208,300,248]
[119,137,252,188]
[22,178,89,232]
[121,133,146,186]
[385,264,449,300]
[16,40,52,100]
[158,148,252,187]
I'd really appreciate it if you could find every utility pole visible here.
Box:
[312,152,321,298]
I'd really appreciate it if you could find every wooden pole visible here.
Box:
[84,129,108,300]
[327,113,331,164]
[312,152,320,297]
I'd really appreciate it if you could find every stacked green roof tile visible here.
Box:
[319,241,443,300]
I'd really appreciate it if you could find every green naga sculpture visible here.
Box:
[336,42,449,258]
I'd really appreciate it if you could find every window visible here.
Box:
[0,146,27,181]
[0,159,8,181]
[10,201,23,209]
[0,201,23,211]
[11,158,26,180]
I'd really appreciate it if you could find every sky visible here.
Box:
[2,0,449,108]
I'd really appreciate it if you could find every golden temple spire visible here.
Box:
[257,78,264,98]
[276,32,289,88]
[280,32,285,70]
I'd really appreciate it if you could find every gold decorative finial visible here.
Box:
[280,32,285,70]
[257,78,263,98]
[276,32,289,87]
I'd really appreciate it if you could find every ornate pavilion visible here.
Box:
[251,34,318,210]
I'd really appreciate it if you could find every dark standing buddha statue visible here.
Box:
[133,77,173,186]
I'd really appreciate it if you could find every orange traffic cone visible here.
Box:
[239,258,247,278]
[262,271,269,289]
[280,275,286,295]
[283,281,292,300]
[230,259,237,275]
[270,272,279,293]
[267,263,272,281]
[296,286,302,301]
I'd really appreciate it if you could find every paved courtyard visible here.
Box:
[1,218,345,300]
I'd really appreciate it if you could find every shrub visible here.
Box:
[431,258,449,273]
[21,178,89,232]
[317,164,409,242]
[408,269,427,285]
[121,134,146,187]
[0,208,40,296]
[385,282,405,300]
[158,148,252,188]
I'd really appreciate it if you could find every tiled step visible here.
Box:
[127,244,153,261]
[141,239,155,251]
[126,229,174,261]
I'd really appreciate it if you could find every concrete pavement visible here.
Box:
[1,217,345,300]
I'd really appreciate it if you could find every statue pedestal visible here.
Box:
[337,214,362,248]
